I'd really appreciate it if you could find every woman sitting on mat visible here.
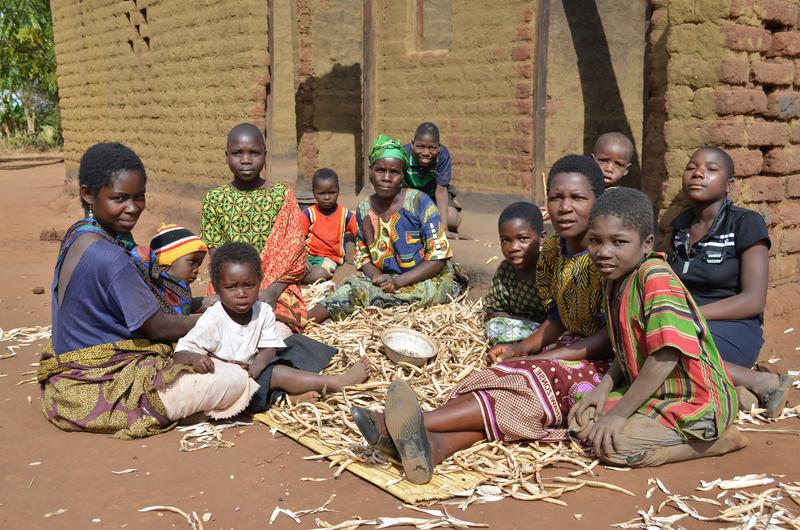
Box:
[487,154,610,364]
[308,135,454,323]
[38,143,259,438]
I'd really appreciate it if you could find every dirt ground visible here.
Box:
[0,154,798,530]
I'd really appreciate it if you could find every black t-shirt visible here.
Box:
[669,199,770,308]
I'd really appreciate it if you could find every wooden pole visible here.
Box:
[532,0,551,204]
[266,0,275,177]
[361,0,376,195]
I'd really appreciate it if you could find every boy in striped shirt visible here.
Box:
[301,168,357,284]
[569,187,746,467]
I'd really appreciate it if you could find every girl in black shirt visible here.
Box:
[669,147,790,417]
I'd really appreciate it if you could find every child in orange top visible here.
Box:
[301,168,357,283]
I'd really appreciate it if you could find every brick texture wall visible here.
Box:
[372,1,536,195]
[51,0,269,189]
[297,0,364,188]
[643,0,800,316]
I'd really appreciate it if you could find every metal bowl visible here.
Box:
[380,327,440,367]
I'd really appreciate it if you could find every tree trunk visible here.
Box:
[20,88,36,135]
[24,107,35,135]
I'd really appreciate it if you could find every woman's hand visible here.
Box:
[487,343,527,364]
[259,282,289,309]
[200,295,219,312]
[372,274,397,293]
[586,412,626,459]
[174,351,215,374]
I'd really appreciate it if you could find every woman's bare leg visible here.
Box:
[302,267,332,285]
[367,394,486,466]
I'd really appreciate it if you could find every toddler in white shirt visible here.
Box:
[174,242,371,411]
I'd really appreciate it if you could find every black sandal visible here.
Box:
[762,374,792,419]
[384,379,434,485]
[351,406,400,463]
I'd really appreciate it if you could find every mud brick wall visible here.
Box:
[643,0,800,316]
[51,0,269,190]
[372,1,536,195]
[295,0,364,187]
[546,0,647,188]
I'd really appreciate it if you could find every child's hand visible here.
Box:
[586,412,626,460]
[174,352,215,374]
[567,387,609,429]
[259,290,278,308]
[487,343,526,364]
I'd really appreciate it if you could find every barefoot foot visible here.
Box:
[327,358,372,392]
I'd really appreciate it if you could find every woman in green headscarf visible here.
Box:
[307,135,455,322]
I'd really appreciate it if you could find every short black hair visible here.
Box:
[78,143,146,202]
[414,122,440,142]
[694,146,734,179]
[227,123,265,147]
[594,132,635,162]
[547,154,605,199]
[498,201,544,234]
[589,187,654,240]
[312,167,339,189]
[210,242,263,290]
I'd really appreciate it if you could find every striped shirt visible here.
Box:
[606,254,737,440]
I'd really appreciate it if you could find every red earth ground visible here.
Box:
[0,153,797,530]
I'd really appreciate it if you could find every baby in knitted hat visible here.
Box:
[150,224,208,315]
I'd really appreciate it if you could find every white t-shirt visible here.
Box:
[175,301,286,365]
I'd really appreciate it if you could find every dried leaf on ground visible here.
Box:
[177,421,252,452]
[139,505,205,530]
[615,480,800,528]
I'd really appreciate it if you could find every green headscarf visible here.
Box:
[368,134,409,168]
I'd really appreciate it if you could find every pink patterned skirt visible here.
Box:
[449,358,611,442]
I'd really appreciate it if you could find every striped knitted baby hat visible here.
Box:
[150,224,208,266]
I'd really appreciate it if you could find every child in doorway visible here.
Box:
[569,187,746,467]
[403,122,464,238]
[173,242,371,413]
[149,224,208,315]
[301,168,358,284]
[592,132,634,188]
[484,202,548,345]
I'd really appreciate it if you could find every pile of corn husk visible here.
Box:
[736,404,800,430]
[264,297,630,506]
[302,280,338,307]
[614,477,800,529]
[177,421,252,452]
